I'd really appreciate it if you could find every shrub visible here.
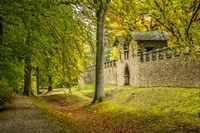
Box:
[0,84,15,110]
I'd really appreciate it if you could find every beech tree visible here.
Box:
[61,0,112,102]
[92,0,111,103]
[1,0,88,96]
[0,1,27,92]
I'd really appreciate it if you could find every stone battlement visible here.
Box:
[138,47,190,62]
[84,60,117,72]
[85,47,190,72]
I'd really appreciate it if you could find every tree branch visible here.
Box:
[186,3,200,37]
[61,0,79,5]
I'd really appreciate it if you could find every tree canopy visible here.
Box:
[109,0,200,58]
[0,0,91,95]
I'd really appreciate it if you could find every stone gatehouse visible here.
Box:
[79,31,200,88]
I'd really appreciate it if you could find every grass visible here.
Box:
[32,85,200,133]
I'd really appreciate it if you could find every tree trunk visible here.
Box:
[36,66,40,95]
[23,56,32,96]
[92,0,110,103]
[0,17,3,44]
[48,76,53,92]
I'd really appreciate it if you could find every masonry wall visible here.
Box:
[80,66,95,85]
[104,61,117,84]
[115,56,140,86]
[138,51,200,88]
[80,49,200,88]
[80,61,118,85]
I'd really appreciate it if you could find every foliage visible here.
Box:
[145,0,200,58]
[109,0,200,59]
[0,84,14,110]
[0,0,92,95]
[109,46,118,60]
[0,0,25,91]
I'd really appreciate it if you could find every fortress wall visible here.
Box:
[81,61,118,85]
[81,66,96,85]
[104,61,117,84]
[79,48,199,88]
[128,56,140,86]
[116,60,125,86]
[115,51,141,86]
[139,51,200,87]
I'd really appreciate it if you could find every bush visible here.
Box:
[0,84,15,110]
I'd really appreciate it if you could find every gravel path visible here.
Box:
[0,95,56,133]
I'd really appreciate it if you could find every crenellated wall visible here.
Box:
[139,48,199,87]
[79,48,200,88]
[79,61,118,85]
[104,61,118,84]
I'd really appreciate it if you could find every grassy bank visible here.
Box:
[32,85,200,132]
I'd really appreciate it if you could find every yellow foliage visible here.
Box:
[109,47,118,60]
[176,19,181,25]
[110,22,120,29]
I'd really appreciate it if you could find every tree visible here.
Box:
[0,1,49,95]
[1,0,112,100]
[19,0,46,96]
[0,1,25,92]
[44,3,87,89]
[36,66,41,95]
[1,0,89,96]
[92,0,111,103]
[61,0,111,102]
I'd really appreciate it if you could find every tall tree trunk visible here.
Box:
[36,66,40,95]
[23,56,32,96]
[0,17,3,44]
[48,76,53,92]
[92,0,110,103]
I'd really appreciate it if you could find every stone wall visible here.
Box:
[80,65,96,85]
[104,61,117,84]
[115,57,141,86]
[138,49,200,87]
[80,48,200,88]
[79,61,118,85]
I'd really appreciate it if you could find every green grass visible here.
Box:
[78,85,200,132]
[34,85,200,132]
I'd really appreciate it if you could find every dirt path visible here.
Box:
[0,95,56,133]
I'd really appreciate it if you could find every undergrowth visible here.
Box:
[0,84,15,110]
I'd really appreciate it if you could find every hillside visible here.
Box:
[33,85,200,133]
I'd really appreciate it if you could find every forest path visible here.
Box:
[0,95,56,133]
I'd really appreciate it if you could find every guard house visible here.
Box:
[113,31,169,61]
[131,31,169,52]
[110,31,170,86]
